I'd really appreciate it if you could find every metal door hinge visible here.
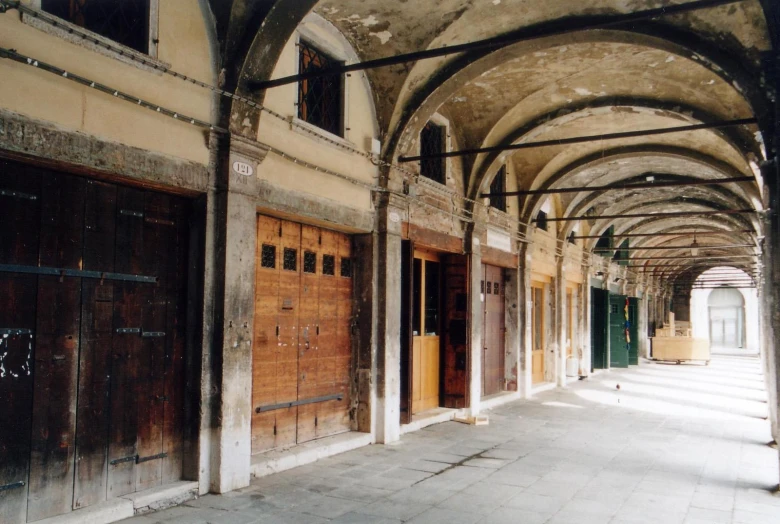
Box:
[0,328,32,336]
[136,452,167,464]
[120,209,144,218]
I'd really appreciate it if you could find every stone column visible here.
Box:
[555,256,567,387]
[581,263,592,376]
[638,291,649,360]
[504,255,521,391]
[518,243,533,397]
[208,135,267,493]
[467,227,484,415]
[374,192,406,444]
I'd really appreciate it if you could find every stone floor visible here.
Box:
[123,356,780,524]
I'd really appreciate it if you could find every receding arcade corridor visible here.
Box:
[122,356,780,524]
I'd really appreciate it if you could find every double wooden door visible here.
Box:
[252,216,352,454]
[411,250,441,414]
[482,265,504,397]
[0,163,189,523]
[531,284,545,384]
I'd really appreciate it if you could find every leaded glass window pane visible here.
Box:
[323,254,335,276]
[42,0,150,54]
[283,248,297,271]
[303,251,316,274]
[340,257,352,278]
[261,244,276,269]
[298,41,343,136]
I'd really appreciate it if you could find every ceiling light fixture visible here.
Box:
[690,231,700,256]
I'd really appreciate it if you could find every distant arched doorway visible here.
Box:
[707,287,745,349]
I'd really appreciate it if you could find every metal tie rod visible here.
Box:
[481,176,754,198]
[594,244,755,251]
[402,118,756,162]
[540,208,756,222]
[571,230,753,239]
[249,0,746,90]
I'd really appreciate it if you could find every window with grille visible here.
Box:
[613,239,630,266]
[489,166,507,212]
[420,122,446,184]
[568,231,576,244]
[595,225,615,257]
[283,248,297,271]
[298,41,343,136]
[41,0,151,54]
[536,210,548,231]
[322,254,336,276]
[261,245,276,269]
[303,251,316,274]
[340,257,352,278]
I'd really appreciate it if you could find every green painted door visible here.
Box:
[590,287,609,370]
[609,294,629,368]
[628,298,639,365]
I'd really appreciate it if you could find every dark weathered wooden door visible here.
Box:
[591,287,609,370]
[0,162,189,523]
[482,265,504,397]
[609,294,629,368]
[252,216,353,454]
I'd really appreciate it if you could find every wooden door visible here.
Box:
[531,284,545,384]
[482,265,504,397]
[252,216,353,454]
[442,255,468,408]
[411,250,441,414]
[628,298,639,365]
[609,294,629,368]
[591,287,609,370]
[0,162,189,523]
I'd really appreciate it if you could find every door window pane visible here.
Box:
[424,261,440,336]
[413,259,422,336]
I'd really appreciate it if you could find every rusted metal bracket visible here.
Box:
[0,481,25,492]
[136,452,167,464]
[256,393,343,413]
[0,264,158,284]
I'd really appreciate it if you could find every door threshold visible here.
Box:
[33,481,198,524]
[401,407,462,435]
[530,382,557,396]
[250,431,372,478]
[480,391,521,411]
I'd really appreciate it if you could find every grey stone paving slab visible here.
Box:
[121,357,780,524]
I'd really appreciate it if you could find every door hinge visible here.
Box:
[136,452,167,464]
[0,481,25,492]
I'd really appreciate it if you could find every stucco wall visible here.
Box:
[0,1,213,166]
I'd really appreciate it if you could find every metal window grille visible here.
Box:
[322,254,335,276]
[489,166,507,212]
[486,281,492,294]
[261,245,276,269]
[42,0,150,54]
[494,282,500,295]
[283,248,297,271]
[595,225,615,257]
[303,251,316,274]
[420,122,445,184]
[340,257,352,278]
[298,41,343,136]
[536,210,548,231]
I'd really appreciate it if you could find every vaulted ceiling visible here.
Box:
[209,0,777,288]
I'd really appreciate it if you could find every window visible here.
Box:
[298,41,343,136]
[303,251,316,274]
[41,0,151,54]
[595,225,615,257]
[535,210,548,231]
[283,248,297,271]
[261,245,276,269]
[613,239,629,266]
[322,254,336,276]
[420,121,446,184]
[489,166,507,212]
[568,231,576,245]
[340,257,352,278]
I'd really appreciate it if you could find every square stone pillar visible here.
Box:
[555,257,567,388]
[467,234,483,416]
[581,264,592,377]
[208,135,267,493]
[374,192,405,444]
[518,244,533,397]
[504,262,521,391]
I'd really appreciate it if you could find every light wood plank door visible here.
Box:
[531,284,545,384]
[411,250,441,414]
